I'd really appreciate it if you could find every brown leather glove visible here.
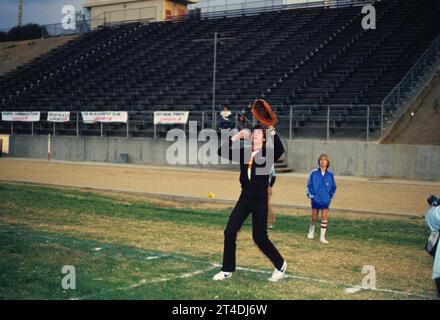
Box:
[251,99,278,127]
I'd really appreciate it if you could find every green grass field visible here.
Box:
[0,181,437,300]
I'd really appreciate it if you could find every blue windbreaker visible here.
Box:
[426,206,440,280]
[306,168,337,208]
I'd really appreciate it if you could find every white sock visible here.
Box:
[320,220,328,239]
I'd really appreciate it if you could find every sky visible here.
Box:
[0,0,85,30]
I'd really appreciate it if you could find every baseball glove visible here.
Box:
[251,99,278,126]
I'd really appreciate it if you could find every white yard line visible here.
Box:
[236,266,434,299]
[72,260,434,300]
[71,265,218,300]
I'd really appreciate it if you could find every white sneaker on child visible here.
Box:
[307,225,315,239]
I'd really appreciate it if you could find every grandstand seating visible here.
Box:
[0,0,439,137]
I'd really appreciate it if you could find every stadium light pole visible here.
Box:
[193,33,233,129]
[18,0,23,27]
[212,31,217,129]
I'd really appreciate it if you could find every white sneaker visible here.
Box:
[213,271,232,281]
[320,238,329,244]
[268,261,287,282]
[307,225,315,239]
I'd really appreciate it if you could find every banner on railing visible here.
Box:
[81,111,128,123]
[154,111,189,125]
[1,112,40,122]
[47,112,70,123]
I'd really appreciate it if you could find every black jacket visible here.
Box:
[218,133,284,195]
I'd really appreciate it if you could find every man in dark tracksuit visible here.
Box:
[213,125,287,282]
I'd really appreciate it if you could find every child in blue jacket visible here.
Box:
[306,154,337,244]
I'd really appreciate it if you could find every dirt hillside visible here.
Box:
[0,35,77,76]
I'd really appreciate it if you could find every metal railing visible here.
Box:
[0,105,382,141]
[381,33,440,135]
[188,0,380,17]
[275,104,382,141]
[42,19,98,38]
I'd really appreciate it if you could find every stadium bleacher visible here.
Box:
[0,0,439,137]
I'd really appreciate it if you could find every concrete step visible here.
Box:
[276,167,294,173]
[275,159,293,173]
